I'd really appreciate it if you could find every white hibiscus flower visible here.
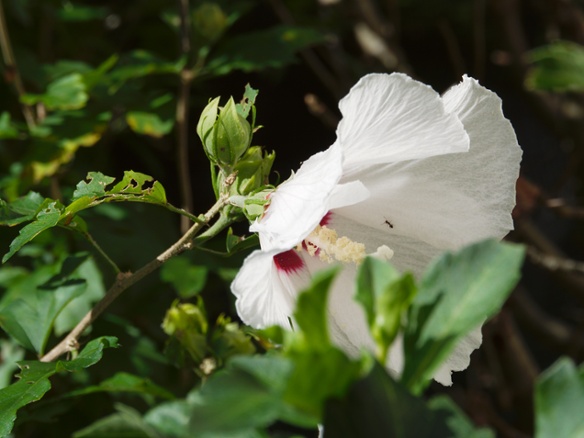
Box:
[231,73,521,385]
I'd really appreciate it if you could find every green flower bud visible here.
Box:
[197,97,252,170]
[162,301,208,363]
[220,146,275,197]
[193,3,227,41]
[214,98,252,167]
[196,96,220,156]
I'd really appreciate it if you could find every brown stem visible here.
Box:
[40,195,230,362]
[0,0,36,129]
[177,0,194,234]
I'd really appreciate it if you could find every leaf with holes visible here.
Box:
[0,336,118,437]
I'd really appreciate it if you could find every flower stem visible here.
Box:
[40,194,231,363]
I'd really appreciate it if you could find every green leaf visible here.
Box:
[323,360,452,438]
[356,257,417,361]
[293,266,339,349]
[535,357,584,438]
[57,4,108,21]
[72,171,116,200]
[73,403,160,438]
[160,257,208,298]
[205,26,325,76]
[2,202,62,263]
[0,192,46,226]
[67,372,174,401]
[236,84,259,119]
[22,73,89,110]
[401,240,525,394]
[126,111,174,138]
[53,255,105,336]
[0,253,89,353]
[282,268,362,422]
[526,41,584,92]
[0,339,25,389]
[0,111,20,139]
[186,355,293,435]
[428,397,495,438]
[0,336,118,437]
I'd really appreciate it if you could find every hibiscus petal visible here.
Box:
[231,249,311,329]
[432,326,483,386]
[335,77,521,250]
[337,73,469,173]
[250,145,344,252]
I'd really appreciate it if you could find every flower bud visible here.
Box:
[162,301,208,363]
[197,97,252,170]
[193,3,227,41]
[220,146,275,197]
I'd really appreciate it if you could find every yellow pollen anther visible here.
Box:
[303,225,367,265]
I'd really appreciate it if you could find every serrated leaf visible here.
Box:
[205,25,325,76]
[0,336,118,437]
[535,357,584,438]
[126,111,174,138]
[2,202,62,263]
[236,84,259,119]
[401,240,525,394]
[72,172,116,200]
[0,192,46,226]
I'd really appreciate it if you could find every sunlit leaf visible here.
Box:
[22,73,89,110]
[401,240,525,394]
[2,202,62,263]
[0,336,118,437]
[126,111,174,138]
[0,192,46,226]
[535,357,584,438]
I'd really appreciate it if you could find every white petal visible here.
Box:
[326,212,440,278]
[432,326,483,385]
[337,73,469,174]
[336,77,521,251]
[231,249,311,329]
[302,255,376,356]
[250,145,343,252]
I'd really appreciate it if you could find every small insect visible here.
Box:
[383,218,394,229]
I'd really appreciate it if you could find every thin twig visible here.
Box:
[176,0,194,234]
[510,287,584,358]
[40,195,231,362]
[515,218,584,304]
[545,198,584,219]
[0,0,36,129]
[526,246,584,274]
